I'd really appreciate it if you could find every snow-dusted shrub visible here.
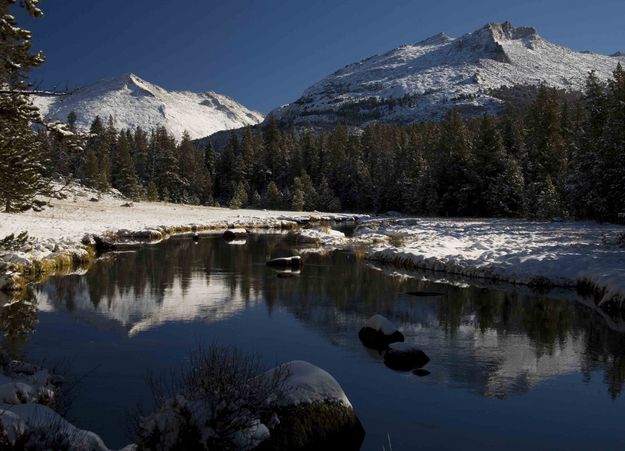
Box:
[0,355,67,414]
[134,345,290,451]
[387,234,407,247]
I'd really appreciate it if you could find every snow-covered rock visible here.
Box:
[257,361,364,451]
[0,355,129,450]
[33,73,263,141]
[137,361,363,450]
[271,21,625,127]
[275,361,352,408]
[0,359,62,408]
[358,314,404,349]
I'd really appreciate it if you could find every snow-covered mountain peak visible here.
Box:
[33,73,263,140]
[448,22,542,64]
[487,21,539,42]
[270,22,623,128]
[416,32,454,46]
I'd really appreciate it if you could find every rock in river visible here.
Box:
[384,342,430,371]
[256,361,365,451]
[223,228,248,241]
[358,314,404,350]
[266,256,303,270]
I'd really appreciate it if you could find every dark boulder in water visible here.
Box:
[92,235,116,253]
[384,343,430,371]
[358,314,404,350]
[223,228,248,241]
[266,256,303,270]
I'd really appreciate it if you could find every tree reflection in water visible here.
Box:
[0,287,38,358]
[2,233,622,399]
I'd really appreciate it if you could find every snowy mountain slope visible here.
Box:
[33,73,264,140]
[270,22,625,127]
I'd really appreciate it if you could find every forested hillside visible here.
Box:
[39,68,625,223]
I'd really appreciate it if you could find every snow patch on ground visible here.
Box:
[359,218,625,304]
[287,228,347,246]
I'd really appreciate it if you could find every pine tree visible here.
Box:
[263,181,283,210]
[600,63,625,221]
[112,131,141,199]
[153,126,184,201]
[251,190,262,208]
[216,134,239,200]
[524,86,566,216]
[228,181,248,209]
[0,0,47,211]
[203,141,218,181]
[536,175,561,219]
[291,189,305,211]
[317,177,341,212]
[133,126,150,183]
[290,177,306,211]
[567,72,606,219]
[146,181,159,201]
[473,115,524,216]
[177,131,199,202]
[263,116,285,185]
[83,150,99,188]
[434,111,475,216]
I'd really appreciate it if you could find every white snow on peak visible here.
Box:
[416,32,454,47]
[33,73,264,141]
[271,21,625,126]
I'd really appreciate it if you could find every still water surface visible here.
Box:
[5,233,625,449]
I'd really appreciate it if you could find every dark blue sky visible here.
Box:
[21,0,625,113]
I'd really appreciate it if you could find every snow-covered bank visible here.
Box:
[0,185,361,292]
[358,218,625,307]
[3,188,624,309]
